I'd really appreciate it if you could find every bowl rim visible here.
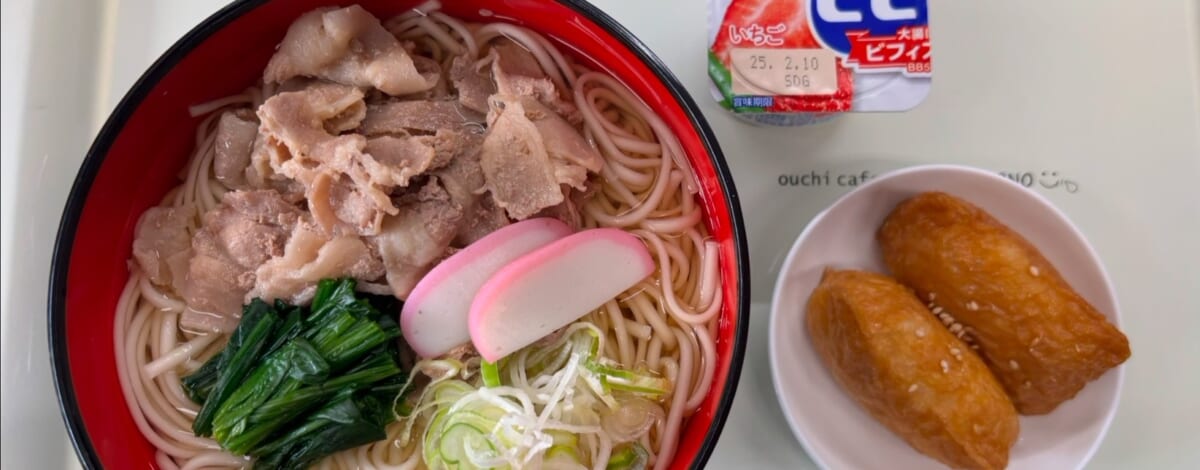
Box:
[767,163,1125,470]
[46,1,751,469]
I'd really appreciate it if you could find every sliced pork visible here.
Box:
[480,96,601,220]
[396,55,453,101]
[182,191,302,332]
[455,196,511,246]
[479,99,562,220]
[213,110,258,189]
[245,133,306,203]
[369,179,463,298]
[131,205,195,293]
[264,5,438,96]
[534,186,587,231]
[257,82,366,166]
[422,128,479,169]
[360,100,485,136]
[249,222,385,306]
[450,55,495,114]
[430,134,486,208]
[426,132,512,245]
[364,135,438,186]
[308,172,385,235]
[516,97,603,173]
[490,39,579,122]
[259,82,463,235]
[491,40,558,106]
[325,100,367,135]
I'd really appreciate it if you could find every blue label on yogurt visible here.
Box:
[809,0,930,55]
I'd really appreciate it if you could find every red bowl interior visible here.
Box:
[50,1,748,468]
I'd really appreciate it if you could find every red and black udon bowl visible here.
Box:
[49,1,749,468]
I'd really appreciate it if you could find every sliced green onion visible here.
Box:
[480,359,502,388]
[607,442,649,470]
[584,360,670,397]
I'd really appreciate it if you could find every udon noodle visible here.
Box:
[114,3,720,469]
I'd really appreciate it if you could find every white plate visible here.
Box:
[768,165,1125,470]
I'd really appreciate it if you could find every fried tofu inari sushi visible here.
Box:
[807,269,1019,470]
[878,192,1131,415]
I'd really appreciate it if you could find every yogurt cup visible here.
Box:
[708,0,932,125]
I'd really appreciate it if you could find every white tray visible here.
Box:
[4,0,1199,468]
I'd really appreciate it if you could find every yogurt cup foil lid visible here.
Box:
[708,0,932,125]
